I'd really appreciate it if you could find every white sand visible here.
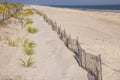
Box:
[31,5,120,80]
[0,8,88,80]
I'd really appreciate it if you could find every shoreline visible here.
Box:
[49,5,120,13]
[25,4,120,13]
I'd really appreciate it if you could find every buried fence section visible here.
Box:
[34,9,102,80]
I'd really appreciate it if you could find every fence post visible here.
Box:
[67,35,72,49]
[78,43,82,66]
[57,26,61,35]
[63,29,66,44]
[76,37,79,55]
[98,54,102,80]
[60,29,64,40]
[81,49,86,68]
[54,22,57,31]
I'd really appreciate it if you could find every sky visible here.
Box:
[1,0,120,5]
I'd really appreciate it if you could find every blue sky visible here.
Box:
[1,0,120,5]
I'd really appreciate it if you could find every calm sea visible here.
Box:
[50,5,120,13]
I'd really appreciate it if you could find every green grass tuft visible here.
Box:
[27,27,38,34]
[8,40,17,47]
[24,47,33,55]
[23,39,35,48]
[23,39,35,55]
[16,9,34,16]
[20,58,33,67]
[24,18,33,27]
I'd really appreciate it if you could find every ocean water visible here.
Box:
[50,5,120,12]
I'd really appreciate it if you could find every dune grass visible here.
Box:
[8,39,18,47]
[20,58,33,67]
[27,27,38,34]
[11,9,34,28]
[24,18,33,27]
[16,8,34,17]
[5,37,22,47]
[23,39,35,48]
[23,39,35,55]
[24,47,33,55]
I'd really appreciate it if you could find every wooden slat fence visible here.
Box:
[33,9,102,80]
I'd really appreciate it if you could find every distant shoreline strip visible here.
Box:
[50,5,120,13]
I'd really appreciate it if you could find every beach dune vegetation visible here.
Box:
[20,58,33,67]
[24,47,33,55]
[16,9,34,17]
[23,39,35,48]
[27,27,38,34]
[24,18,33,27]
[8,39,18,47]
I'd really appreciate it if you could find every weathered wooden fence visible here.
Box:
[33,9,102,80]
[0,2,23,23]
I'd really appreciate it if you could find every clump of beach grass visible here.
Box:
[23,39,35,55]
[8,39,18,47]
[5,37,22,47]
[27,27,38,34]
[23,39,35,48]
[20,57,33,67]
[16,8,34,17]
[24,47,33,55]
[24,18,33,27]
[11,9,34,28]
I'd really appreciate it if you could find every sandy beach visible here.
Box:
[0,5,120,80]
[31,5,120,80]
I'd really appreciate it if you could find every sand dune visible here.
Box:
[0,8,87,80]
